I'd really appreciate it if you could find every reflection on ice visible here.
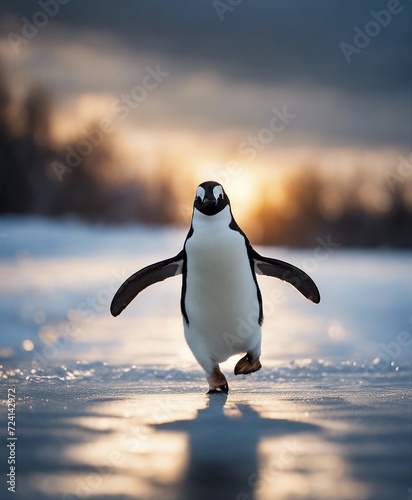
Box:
[258,435,369,500]
[154,394,322,500]
[0,374,410,500]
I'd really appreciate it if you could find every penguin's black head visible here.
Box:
[194,181,230,216]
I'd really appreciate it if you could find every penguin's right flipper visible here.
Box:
[110,251,184,317]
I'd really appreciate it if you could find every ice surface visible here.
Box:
[0,216,411,500]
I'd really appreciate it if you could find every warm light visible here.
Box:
[327,321,346,341]
[258,435,370,500]
[38,326,58,345]
[229,174,260,218]
[59,399,191,499]
[22,339,34,351]
[0,347,14,359]
[50,92,116,146]
[358,183,393,214]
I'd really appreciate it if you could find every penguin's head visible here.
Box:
[194,181,230,216]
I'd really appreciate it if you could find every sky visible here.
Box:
[0,0,411,191]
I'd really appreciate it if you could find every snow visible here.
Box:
[0,216,411,500]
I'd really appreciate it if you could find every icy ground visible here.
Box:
[0,216,411,500]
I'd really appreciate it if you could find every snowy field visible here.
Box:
[0,216,411,500]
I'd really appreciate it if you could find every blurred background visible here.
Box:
[0,0,411,247]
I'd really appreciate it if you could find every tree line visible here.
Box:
[0,65,411,248]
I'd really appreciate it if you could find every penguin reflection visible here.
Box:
[153,395,320,500]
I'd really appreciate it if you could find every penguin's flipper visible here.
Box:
[250,248,320,304]
[110,251,185,317]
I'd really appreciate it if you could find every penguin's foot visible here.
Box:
[207,386,228,395]
[234,354,262,375]
[207,366,229,394]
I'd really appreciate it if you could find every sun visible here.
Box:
[228,174,260,219]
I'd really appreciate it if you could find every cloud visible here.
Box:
[0,0,410,149]
[2,0,410,93]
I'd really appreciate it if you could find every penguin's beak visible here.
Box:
[203,196,217,207]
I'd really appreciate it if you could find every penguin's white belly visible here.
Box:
[184,228,261,364]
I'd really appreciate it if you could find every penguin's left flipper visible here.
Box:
[110,251,184,317]
[250,248,320,304]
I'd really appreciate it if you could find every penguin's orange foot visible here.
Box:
[234,354,262,375]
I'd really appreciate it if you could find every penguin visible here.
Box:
[111,180,320,393]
